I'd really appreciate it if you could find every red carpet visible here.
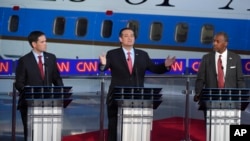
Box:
[62,117,206,141]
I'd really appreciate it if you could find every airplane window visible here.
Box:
[127,21,139,39]
[101,20,113,38]
[150,22,163,41]
[201,24,214,44]
[175,23,189,43]
[76,18,88,37]
[9,15,19,32]
[53,17,65,35]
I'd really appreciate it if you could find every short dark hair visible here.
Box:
[28,31,45,48]
[215,32,229,42]
[119,27,134,37]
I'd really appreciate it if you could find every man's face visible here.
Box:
[119,29,135,48]
[213,34,227,54]
[33,35,47,53]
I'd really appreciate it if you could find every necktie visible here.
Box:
[217,55,224,88]
[127,52,133,74]
[38,55,44,80]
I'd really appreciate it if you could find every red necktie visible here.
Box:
[38,55,44,80]
[217,55,224,88]
[127,52,133,74]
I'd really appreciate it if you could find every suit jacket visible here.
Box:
[99,47,170,104]
[15,51,63,108]
[195,51,245,96]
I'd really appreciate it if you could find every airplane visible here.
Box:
[0,0,250,61]
[1,1,250,141]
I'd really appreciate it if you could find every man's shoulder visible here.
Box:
[107,48,123,55]
[203,52,215,57]
[44,51,55,56]
[44,52,56,58]
[134,48,146,53]
[228,50,239,57]
[133,48,148,56]
[19,51,33,60]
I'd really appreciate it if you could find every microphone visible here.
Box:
[43,63,49,86]
[135,67,140,89]
[135,53,139,89]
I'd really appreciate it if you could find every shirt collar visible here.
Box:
[32,50,44,58]
[122,47,134,55]
[216,49,227,57]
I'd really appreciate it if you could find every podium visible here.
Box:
[23,86,73,141]
[111,86,162,141]
[199,88,250,141]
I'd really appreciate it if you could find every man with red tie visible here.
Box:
[15,31,63,141]
[193,31,245,101]
[99,27,176,141]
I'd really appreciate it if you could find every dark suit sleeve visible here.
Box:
[145,52,169,74]
[50,54,64,86]
[235,55,245,88]
[195,55,206,96]
[15,58,26,92]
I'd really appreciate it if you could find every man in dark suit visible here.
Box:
[15,31,64,141]
[99,27,176,141]
[194,31,245,102]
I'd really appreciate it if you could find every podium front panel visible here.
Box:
[23,86,72,141]
[199,88,250,141]
[118,107,153,141]
[113,87,162,141]
[206,109,241,141]
[28,107,63,141]
[115,99,162,109]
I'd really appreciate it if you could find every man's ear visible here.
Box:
[31,41,36,48]
[119,37,122,43]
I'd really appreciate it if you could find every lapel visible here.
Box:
[225,51,233,78]
[28,51,39,68]
[117,48,130,73]
[133,49,139,70]
[29,51,44,79]
[43,52,48,66]
[210,52,217,76]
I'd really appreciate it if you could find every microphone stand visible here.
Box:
[99,71,105,141]
[43,63,49,86]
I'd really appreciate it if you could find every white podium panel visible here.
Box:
[117,107,153,141]
[206,109,241,141]
[27,107,63,141]
[199,88,250,141]
[112,87,163,141]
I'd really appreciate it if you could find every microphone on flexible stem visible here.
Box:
[43,63,49,86]
[135,54,140,91]
[135,66,140,91]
